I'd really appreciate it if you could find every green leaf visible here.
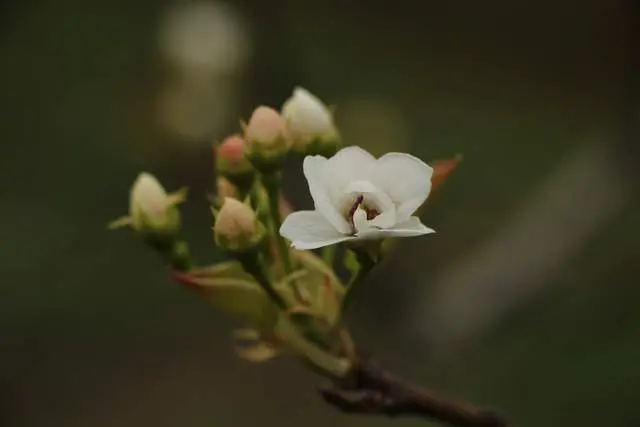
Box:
[171,264,279,330]
[186,260,252,280]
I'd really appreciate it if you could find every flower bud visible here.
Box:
[215,134,255,190]
[281,87,340,156]
[109,172,186,247]
[244,106,290,171]
[129,173,170,227]
[214,197,266,253]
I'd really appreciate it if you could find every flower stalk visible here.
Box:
[261,172,293,272]
[339,248,377,321]
[322,245,336,268]
[162,240,192,272]
[237,251,288,310]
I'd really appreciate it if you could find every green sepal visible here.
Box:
[293,250,344,324]
[214,219,268,254]
[134,207,182,252]
[245,147,288,175]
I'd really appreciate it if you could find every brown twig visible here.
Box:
[320,357,512,427]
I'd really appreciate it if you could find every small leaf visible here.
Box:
[232,329,280,363]
[167,187,188,206]
[107,216,132,230]
[430,155,461,194]
[171,267,279,330]
[187,261,252,280]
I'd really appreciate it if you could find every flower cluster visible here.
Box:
[109,87,458,376]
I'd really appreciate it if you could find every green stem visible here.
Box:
[159,240,192,272]
[339,249,376,321]
[250,182,271,241]
[262,173,295,279]
[238,252,288,310]
[322,245,336,269]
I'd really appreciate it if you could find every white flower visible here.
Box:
[281,87,338,149]
[279,146,435,250]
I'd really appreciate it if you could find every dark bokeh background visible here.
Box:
[1,1,638,426]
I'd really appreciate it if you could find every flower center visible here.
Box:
[346,194,380,233]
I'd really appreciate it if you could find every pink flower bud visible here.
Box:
[215,134,252,174]
[244,106,289,151]
[214,197,266,252]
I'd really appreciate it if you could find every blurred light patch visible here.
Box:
[159,0,250,74]
[411,141,630,352]
[337,98,410,156]
[157,75,237,141]
[156,1,250,141]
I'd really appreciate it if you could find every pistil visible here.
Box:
[346,194,381,233]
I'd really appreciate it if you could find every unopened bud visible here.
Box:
[214,197,266,253]
[215,134,255,190]
[281,87,340,156]
[244,106,290,171]
[109,172,186,248]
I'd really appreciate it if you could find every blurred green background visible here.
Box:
[1,0,638,426]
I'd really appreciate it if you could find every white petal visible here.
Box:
[303,156,352,234]
[369,210,396,229]
[292,88,332,127]
[370,153,433,221]
[384,216,435,237]
[352,207,371,233]
[322,146,376,204]
[354,216,434,240]
[279,211,353,250]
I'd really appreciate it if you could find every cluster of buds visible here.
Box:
[215,134,254,195]
[109,85,459,383]
[210,87,342,252]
